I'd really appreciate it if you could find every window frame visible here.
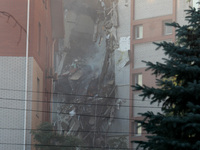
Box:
[43,0,47,9]
[134,122,142,136]
[163,20,173,35]
[36,77,40,118]
[134,73,143,86]
[134,25,143,39]
[38,22,41,55]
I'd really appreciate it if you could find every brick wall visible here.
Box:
[0,0,27,56]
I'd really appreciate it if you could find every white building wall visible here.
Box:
[134,42,166,69]
[26,57,33,150]
[109,0,130,142]
[177,0,191,26]
[133,93,161,117]
[135,0,173,20]
[117,0,131,38]
[0,57,33,150]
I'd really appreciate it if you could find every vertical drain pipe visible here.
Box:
[23,0,30,149]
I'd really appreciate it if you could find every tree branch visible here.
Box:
[0,11,26,45]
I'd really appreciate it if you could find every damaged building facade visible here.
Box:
[109,0,130,146]
[130,0,195,149]
[0,0,197,149]
[52,0,130,148]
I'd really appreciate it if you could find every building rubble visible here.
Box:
[53,0,127,147]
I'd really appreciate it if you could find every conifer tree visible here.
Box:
[133,7,200,150]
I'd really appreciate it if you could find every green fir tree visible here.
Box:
[132,6,200,150]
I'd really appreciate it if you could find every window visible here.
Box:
[45,37,49,67]
[125,0,128,6]
[43,0,47,9]
[36,78,40,118]
[193,0,200,10]
[163,20,172,35]
[38,22,41,55]
[134,122,142,136]
[134,74,143,86]
[135,25,143,39]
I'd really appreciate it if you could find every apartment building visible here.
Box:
[0,0,63,149]
[130,0,194,149]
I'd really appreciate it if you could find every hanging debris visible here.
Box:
[53,0,124,148]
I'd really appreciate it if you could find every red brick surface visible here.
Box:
[0,0,27,55]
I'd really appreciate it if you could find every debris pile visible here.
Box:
[53,0,123,147]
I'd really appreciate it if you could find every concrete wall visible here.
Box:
[0,57,34,150]
[0,56,45,150]
[117,0,131,38]
[108,0,130,143]
[134,0,173,20]
[0,57,26,150]
[133,92,161,117]
[134,42,166,69]
[177,0,191,26]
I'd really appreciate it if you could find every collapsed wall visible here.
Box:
[53,0,125,147]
